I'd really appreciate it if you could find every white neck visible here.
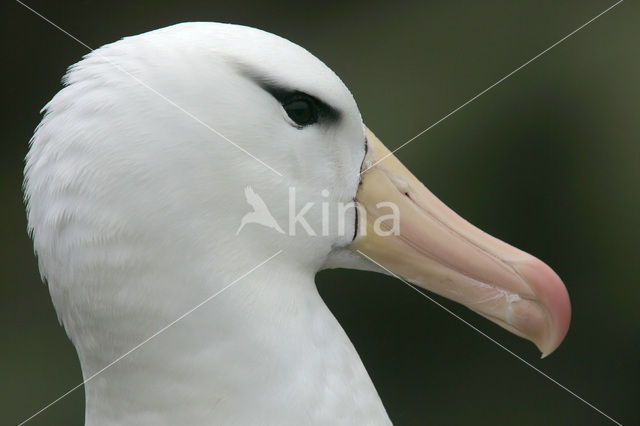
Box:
[77,263,390,425]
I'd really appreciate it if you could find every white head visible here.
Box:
[24,22,570,424]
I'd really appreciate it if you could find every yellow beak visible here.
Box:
[350,128,571,357]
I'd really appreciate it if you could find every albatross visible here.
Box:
[24,22,571,425]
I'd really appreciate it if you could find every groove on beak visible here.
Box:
[350,128,571,356]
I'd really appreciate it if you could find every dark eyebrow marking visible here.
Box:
[233,61,341,123]
[263,85,340,123]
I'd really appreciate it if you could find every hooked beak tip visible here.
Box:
[352,126,571,357]
[515,258,571,357]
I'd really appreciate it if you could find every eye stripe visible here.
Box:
[233,61,341,125]
[263,86,340,125]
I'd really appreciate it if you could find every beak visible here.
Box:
[350,128,571,357]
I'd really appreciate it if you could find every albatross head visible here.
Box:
[24,22,570,424]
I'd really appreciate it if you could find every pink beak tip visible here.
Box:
[516,257,571,357]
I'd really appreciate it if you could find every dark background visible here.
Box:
[3,1,638,425]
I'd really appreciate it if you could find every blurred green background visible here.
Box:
[3,1,638,424]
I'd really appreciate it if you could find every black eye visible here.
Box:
[283,96,318,127]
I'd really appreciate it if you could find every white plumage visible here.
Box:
[25,22,390,425]
[25,21,570,426]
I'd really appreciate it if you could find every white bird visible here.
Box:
[24,22,571,425]
[236,186,284,235]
